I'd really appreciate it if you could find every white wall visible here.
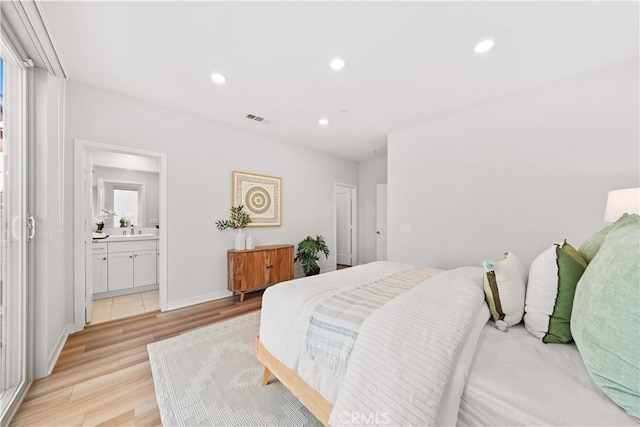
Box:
[63,80,358,310]
[388,60,639,269]
[357,155,387,264]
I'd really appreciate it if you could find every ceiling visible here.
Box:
[39,1,639,161]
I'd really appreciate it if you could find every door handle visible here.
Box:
[376,231,381,235]
[28,213,35,241]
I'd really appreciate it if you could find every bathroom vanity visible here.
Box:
[92,235,159,298]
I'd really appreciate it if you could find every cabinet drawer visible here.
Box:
[108,240,157,253]
[92,243,108,254]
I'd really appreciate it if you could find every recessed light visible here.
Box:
[318,118,329,126]
[210,73,227,84]
[474,40,494,54]
[329,57,346,71]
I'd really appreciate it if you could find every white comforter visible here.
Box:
[259,261,489,426]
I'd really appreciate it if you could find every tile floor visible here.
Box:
[89,290,159,325]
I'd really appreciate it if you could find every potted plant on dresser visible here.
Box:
[216,205,252,250]
[295,235,330,276]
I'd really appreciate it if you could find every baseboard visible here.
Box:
[47,323,74,376]
[166,290,232,311]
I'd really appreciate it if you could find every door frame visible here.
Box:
[73,139,168,332]
[333,183,357,268]
[376,183,388,261]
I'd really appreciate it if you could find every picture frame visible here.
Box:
[232,171,281,227]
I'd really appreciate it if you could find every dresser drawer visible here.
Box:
[108,240,157,253]
[92,243,108,254]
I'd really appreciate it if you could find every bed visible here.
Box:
[256,252,638,426]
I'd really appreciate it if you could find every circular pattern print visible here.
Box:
[245,186,272,215]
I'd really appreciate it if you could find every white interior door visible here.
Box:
[376,184,388,261]
[335,186,352,266]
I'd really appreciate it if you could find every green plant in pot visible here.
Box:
[216,205,252,250]
[295,235,330,276]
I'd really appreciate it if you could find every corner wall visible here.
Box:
[388,61,639,269]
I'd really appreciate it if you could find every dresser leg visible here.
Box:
[240,291,245,302]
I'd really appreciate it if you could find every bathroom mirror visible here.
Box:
[93,167,159,228]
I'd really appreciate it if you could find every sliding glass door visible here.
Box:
[0,38,29,425]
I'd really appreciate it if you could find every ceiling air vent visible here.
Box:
[246,114,270,124]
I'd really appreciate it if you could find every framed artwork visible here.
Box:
[232,171,281,227]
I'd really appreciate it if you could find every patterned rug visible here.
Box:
[147,311,322,426]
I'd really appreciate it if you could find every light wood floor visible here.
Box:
[10,291,263,426]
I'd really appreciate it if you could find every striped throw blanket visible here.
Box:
[304,266,441,375]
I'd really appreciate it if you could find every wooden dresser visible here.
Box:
[227,244,294,301]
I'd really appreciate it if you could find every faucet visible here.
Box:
[130,224,135,235]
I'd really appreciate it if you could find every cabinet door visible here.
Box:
[134,250,157,287]
[108,252,134,291]
[92,254,108,294]
[266,247,294,285]
[230,251,267,292]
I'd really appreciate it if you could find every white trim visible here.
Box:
[333,182,358,267]
[46,324,74,376]
[57,78,65,230]
[74,139,169,333]
[3,0,66,77]
[166,290,232,312]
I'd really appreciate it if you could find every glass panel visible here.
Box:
[0,49,27,422]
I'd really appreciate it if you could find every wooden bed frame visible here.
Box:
[255,336,332,426]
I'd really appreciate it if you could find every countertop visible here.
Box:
[92,233,159,242]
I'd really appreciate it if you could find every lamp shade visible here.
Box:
[604,188,640,222]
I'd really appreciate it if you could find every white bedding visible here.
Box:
[260,261,435,403]
[458,323,638,426]
[260,261,489,426]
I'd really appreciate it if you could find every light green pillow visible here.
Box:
[571,214,640,418]
[578,213,634,263]
[525,241,587,343]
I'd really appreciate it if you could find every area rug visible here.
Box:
[147,311,322,426]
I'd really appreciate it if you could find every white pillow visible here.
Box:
[482,252,528,331]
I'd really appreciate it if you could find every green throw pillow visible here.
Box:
[578,213,635,263]
[571,214,640,418]
[524,241,587,343]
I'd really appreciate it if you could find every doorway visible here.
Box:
[334,183,357,269]
[376,183,388,261]
[73,139,168,332]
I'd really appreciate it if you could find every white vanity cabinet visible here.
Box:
[133,249,157,287]
[94,238,158,297]
[92,243,109,294]
[107,252,135,290]
[108,240,157,291]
